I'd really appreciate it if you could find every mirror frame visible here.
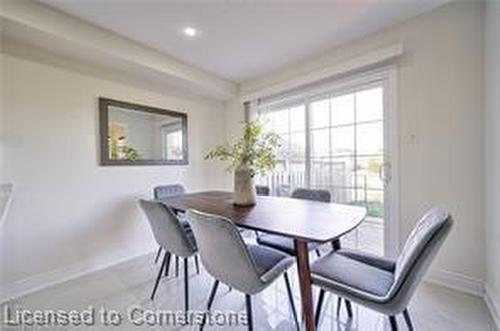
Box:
[99,97,188,166]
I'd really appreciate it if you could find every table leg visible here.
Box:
[294,239,315,331]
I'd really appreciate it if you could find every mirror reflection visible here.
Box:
[100,98,188,165]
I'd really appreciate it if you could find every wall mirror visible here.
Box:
[99,98,188,166]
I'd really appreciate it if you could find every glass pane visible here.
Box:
[356,87,383,122]
[331,156,355,187]
[331,188,356,205]
[289,132,305,159]
[290,105,305,132]
[331,126,355,156]
[310,99,330,129]
[270,109,289,134]
[356,122,383,155]
[355,156,384,191]
[354,188,384,219]
[311,158,331,189]
[277,134,289,159]
[289,161,306,188]
[311,128,329,158]
[260,113,273,133]
[165,130,183,160]
[331,94,354,126]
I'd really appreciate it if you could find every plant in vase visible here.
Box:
[205,120,280,206]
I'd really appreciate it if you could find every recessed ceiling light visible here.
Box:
[183,27,197,37]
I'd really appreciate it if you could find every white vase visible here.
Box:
[233,164,256,206]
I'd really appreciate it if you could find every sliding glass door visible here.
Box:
[258,73,395,256]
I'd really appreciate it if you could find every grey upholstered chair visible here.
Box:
[153,184,185,199]
[257,188,336,256]
[139,199,198,311]
[255,185,270,196]
[313,207,453,330]
[186,209,299,331]
[152,184,199,276]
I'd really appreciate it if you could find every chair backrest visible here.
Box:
[386,208,453,304]
[186,209,263,294]
[291,188,331,202]
[153,184,186,199]
[255,185,270,196]
[139,199,196,257]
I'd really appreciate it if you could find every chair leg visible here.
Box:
[336,296,342,316]
[345,299,353,318]
[315,289,325,328]
[283,272,299,331]
[245,294,253,331]
[164,251,171,277]
[175,256,179,277]
[184,258,189,312]
[200,280,220,331]
[150,252,167,300]
[154,246,162,264]
[389,315,398,331]
[403,308,414,331]
[331,239,341,251]
[315,248,321,257]
[194,255,200,274]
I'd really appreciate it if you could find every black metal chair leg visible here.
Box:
[336,296,342,316]
[283,272,299,331]
[389,315,398,331]
[332,239,341,251]
[403,309,414,331]
[175,256,179,277]
[194,255,200,274]
[345,299,353,318]
[154,246,162,264]
[184,258,189,312]
[200,280,220,331]
[315,248,321,257]
[164,251,171,277]
[315,289,325,328]
[245,294,253,331]
[150,253,167,300]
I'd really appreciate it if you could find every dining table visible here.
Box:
[159,190,367,331]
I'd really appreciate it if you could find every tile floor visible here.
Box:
[1,249,495,331]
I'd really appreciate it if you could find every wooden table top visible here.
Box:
[159,190,366,243]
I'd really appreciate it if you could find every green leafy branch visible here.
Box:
[205,120,281,176]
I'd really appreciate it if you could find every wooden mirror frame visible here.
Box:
[99,97,188,166]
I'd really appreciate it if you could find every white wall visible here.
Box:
[485,0,500,325]
[228,2,485,283]
[0,53,229,299]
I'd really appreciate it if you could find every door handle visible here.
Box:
[379,162,391,186]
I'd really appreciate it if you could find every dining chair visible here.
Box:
[186,209,300,331]
[255,185,270,196]
[139,199,198,311]
[152,184,199,276]
[313,207,453,331]
[256,188,337,256]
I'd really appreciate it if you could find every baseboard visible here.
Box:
[485,284,500,330]
[425,268,485,297]
[0,249,153,303]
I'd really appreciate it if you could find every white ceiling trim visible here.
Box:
[1,0,238,101]
[242,43,403,103]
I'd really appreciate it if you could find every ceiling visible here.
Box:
[38,0,449,83]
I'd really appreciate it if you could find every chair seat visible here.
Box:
[257,233,320,255]
[311,252,394,298]
[247,245,294,283]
